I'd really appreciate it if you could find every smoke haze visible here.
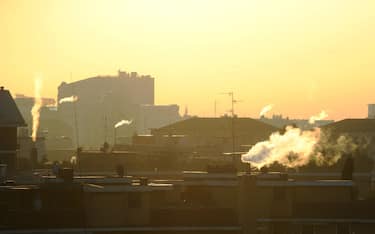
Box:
[114,119,132,128]
[241,126,320,169]
[31,78,42,142]
[259,104,273,117]
[59,95,78,104]
[241,125,369,169]
[309,110,328,124]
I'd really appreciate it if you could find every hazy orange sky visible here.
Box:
[1,0,375,120]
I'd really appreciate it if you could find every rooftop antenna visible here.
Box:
[70,72,81,174]
[220,92,236,156]
[219,92,243,165]
[184,105,188,117]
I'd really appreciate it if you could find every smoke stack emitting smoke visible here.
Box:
[242,110,366,169]
[259,104,273,117]
[31,78,42,142]
[114,119,132,128]
[59,95,78,104]
[309,110,328,124]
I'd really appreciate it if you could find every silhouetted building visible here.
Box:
[238,173,368,234]
[323,119,375,154]
[136,104,183,134]
[4,171,375,233]
[58,70,156,147]
[0,175,241,233]
[0,87,26,177]
[151,117,279,153]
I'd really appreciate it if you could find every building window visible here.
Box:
[128,192,142,208]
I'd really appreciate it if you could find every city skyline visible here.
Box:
[2,0,375,120]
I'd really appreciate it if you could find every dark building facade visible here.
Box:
[0,87,26,177]
[151,117,280,154]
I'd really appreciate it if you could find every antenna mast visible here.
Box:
[220,92,236,155]
[70,72,81,173]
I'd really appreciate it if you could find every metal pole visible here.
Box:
[227,92,234,151]
[71,72,81,174]
[114,127,117,146]
[104,115,107,143]
[231,92,235,163]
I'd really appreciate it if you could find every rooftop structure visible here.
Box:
[0,87,26,127]
[0,87,26,178]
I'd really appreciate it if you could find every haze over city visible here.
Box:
[2,0,375,119]
[4,1,375,234]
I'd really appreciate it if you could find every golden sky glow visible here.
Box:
[1,0,375,120]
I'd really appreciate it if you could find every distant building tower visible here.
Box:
[57,70,155,146]
[368,104,375,119]
[0,87,26,178]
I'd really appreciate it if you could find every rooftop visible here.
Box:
[322,118,375,133]
[152,117,279,136]
[256,179,354,187]
[0,87,26,127]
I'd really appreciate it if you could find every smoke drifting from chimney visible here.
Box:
[114,119,132,128]
[259,104,273,117]
[31,78,42,142]
[309,110,328,124]
[70,156,77,165]
[242,126,320,169]
[59,95,78,104]
[241,126,368,169]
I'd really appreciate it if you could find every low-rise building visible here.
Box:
[239,172,375,234]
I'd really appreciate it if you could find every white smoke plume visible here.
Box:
[259,104,273,117]
[70,156,77,165]
[59,95,78,104]
[114,119,132,128]
[241,125,369,169]
[242,126,320,169]
[309,110,328,124]
[31,78,42,142]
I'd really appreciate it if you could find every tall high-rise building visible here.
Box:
[57,70,155,147]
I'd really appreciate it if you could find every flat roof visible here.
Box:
[150,178,238,187]
[183,171,237,179]
[0,185,38,191]
[182,180,238,187]
[42,176,133,185]
[256,180,354,187]
[258,218,375,224]
[2,226,241,233]
[83,183,173,193]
